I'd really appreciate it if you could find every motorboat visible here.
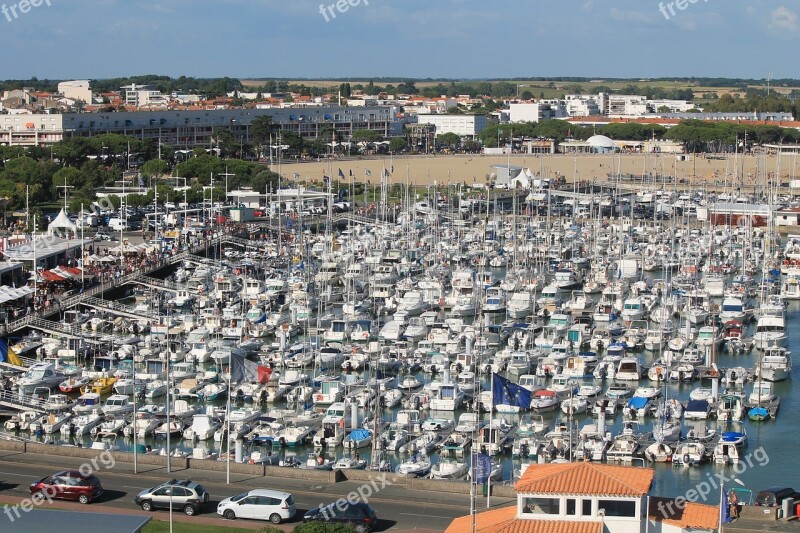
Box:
[673,442,706,467]
[758,347,792,382]
[17,363,67,395]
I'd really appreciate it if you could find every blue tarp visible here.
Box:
[349,429,371,440]
[686,399,709,412]
[627,397,649,409]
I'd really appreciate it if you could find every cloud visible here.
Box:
[769,6,799,33]
[609,8,653,25]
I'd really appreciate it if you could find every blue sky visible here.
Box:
[2,0,799,80]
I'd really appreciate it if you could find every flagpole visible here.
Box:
[487,372,493,509]
[226,369,231,484]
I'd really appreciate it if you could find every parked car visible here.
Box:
[135,479,209,516]
[303,501,378,533]
[755,486,800,507]
[217,489,296,524]
[29,470,103,504]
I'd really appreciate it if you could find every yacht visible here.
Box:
[758,347,792,382]
[507,291,534,319]
[482,287,507,314]
[753,312,788,350]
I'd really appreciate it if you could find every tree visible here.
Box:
[437,132,461,148]
[351,129,381,142]
[389,137,408,153]
[657,105,672,113]
[521,90,534,101]
[251,115,278,159]
[140,159,169,179]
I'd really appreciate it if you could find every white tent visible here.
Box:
[47,208,78,238]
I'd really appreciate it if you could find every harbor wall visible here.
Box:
[0,439,515,495]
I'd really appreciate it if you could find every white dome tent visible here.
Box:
[47,208,78,238]
[586,135,617,153]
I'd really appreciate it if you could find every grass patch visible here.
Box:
[142,519,258,533]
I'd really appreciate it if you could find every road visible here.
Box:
[0,449,514,532]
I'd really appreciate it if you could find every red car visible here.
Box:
[29,470,103,504]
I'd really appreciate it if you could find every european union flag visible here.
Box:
[472,452,492,484]
[338,168,345,179]
[492,373,531,409]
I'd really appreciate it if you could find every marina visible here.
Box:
[0,174,799,508]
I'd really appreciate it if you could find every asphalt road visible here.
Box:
[0,449,514,531]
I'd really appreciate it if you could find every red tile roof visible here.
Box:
[515,462,653,496]
[649,497,720,529]
[444,506,603,533]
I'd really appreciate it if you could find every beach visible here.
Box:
[276,153,797,189]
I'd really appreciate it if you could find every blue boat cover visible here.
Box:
[686,400,709,411]
[627,397,649,409]
[349,429,371,440]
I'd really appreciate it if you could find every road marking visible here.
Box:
[398,512,453,519]
[0,471,32,478]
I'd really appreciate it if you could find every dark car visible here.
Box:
[304,501,378,533]
[755,486,799,507]
[135,479,209,516]
[29,470,103,504]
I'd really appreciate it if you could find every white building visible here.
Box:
[606,94,649,117]
[120,84,169,108]
[565,94,602,117]
[57,80,92,104]
[445,462,718,533]
[415,114,487,137]
[509,102,565,123]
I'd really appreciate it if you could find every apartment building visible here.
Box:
[508,102,565,123]
[57,80,92,104]
[415,113,487,136]
[0,105,403,148]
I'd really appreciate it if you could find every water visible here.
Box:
[3,276,798,504]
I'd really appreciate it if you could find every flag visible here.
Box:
[471,452,492,484]
[720,486,732,526]
[230,351,259,384]
[0,339,23,367]
[492,373,531,409]
[390,165,394,173]
[323,175,330,183]
[364,169,372,177]
[257,366,272,385]
[349,169,353,177]
[293,172,300,180]
[338,168,345,179]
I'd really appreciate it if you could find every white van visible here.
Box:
[108,218,128,231]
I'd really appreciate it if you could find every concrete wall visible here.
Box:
[0,440,516,497]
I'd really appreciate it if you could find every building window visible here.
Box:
[597,499,636,518]
[522,497,560,515]
[566,499,576,516]
[582,499,592,516]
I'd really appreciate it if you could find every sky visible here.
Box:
[1,0,799,80]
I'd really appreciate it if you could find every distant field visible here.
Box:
[240,78,795,100]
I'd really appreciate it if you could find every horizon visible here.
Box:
[1,0,797,80]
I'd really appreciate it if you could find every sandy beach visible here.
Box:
[276,153,797,189]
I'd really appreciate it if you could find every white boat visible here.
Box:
[758,347,792,382]
[430,457,467,480]
[673,442,706,467]
[395,454,432,477]
[615,357,643,381]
